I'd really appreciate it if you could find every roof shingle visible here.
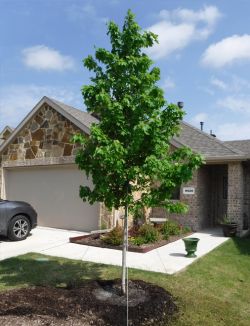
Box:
[175,121,244,159]
[0,96,246,162]
[224,140,250,156]
[48,99,245,160]
[47,97,99,129]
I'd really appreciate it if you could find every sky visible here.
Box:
[1,0,250,140]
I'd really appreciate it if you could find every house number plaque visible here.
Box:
[183,187,195,195]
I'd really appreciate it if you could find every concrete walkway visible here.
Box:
[0,227,85,261]
[0,227,229,274]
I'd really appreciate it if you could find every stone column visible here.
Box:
[227,162,244,235]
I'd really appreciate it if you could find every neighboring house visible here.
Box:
[0,126,13,146]
[0,96,249,236]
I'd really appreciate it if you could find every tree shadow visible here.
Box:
[0,253,111,289]
[232,237,250,256]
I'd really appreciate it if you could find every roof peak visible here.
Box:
[0,96,97,154]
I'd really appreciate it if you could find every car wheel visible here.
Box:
[8,215,31,241]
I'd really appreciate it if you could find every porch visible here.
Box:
[151,161,250,236]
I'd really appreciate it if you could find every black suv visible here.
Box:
[0,199,37,241]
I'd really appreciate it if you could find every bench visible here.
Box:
[149,217,167,226]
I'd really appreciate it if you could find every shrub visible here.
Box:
[182,225,192,234]
[138,224,160,243]
[128,225,140,237]
[101,226,123,246]
[161,220,181,239]
[129,236,146,246]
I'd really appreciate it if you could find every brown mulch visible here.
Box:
[70,233,192,253]
[0,279,178,326]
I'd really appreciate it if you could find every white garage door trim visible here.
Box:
[2,164,100,232]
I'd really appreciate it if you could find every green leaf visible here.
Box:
[72,9,202,214]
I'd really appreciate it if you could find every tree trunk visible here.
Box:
[121,204,128,295]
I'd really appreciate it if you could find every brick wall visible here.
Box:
[227,162,244,234]
[151,170,200,231]
[243,163,250,230]
[151,164,228,231]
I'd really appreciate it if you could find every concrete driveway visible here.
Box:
[0,226,87,261]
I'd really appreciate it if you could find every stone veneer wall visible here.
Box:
[227,162,244,234]
[99,203,115,229]
[1,104,83,162]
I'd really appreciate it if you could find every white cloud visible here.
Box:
[0,85,82,130]
[147,22,195,59]
[210,77,227,90]
[162,76,176,91]
[216,122,250,140]
[217,95,250,114]
[201,34,250,68]
[229,75,250,92]
[67,3,96,20]
[210,75,250,93]
[198,85,215,96]
[171,6,221,26]
[147,6,221,59]
[232,75,250,92]
[66,3,108,24]
[22,45,75,71]
[190,112,208,125]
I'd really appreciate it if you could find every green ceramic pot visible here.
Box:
[183,237,200,258]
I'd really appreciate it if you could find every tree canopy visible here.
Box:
[73,10,203,214]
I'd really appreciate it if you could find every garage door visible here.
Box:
[3,165,99,231]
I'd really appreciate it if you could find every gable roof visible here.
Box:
[0,96,98,154]
[48,97,98,129]
[0,126,13,135]
[224,140,250,156]
[0,126,13,145]
[173,121,245,161]
[0,96,246,162]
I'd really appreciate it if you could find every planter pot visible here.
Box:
[221,223,237,237]
[183,237,200,258]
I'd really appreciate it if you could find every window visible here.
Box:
[171,187,180,200]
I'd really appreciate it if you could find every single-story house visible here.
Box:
[0,126,13,146]
[0,96,249,236]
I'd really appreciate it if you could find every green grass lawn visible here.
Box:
[0,237,249,325]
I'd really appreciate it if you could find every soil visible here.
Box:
[0,279,178,326]
[70,232,192,253]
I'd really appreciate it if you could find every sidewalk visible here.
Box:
[33,228,229,274]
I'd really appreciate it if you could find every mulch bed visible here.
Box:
[70,232,192,253]
[0,279,178,326]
